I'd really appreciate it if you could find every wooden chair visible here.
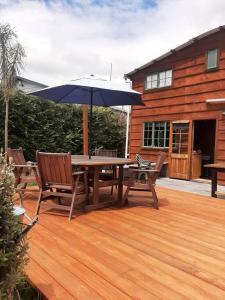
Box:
[94,147,118,194]
[95,148,118,158]
[8,147,38,207]
[36,151,88,220]
[135,153,151,169]
[94,148,118,178]
[123,152,167,209]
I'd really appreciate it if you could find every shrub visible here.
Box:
[0,154,28,299]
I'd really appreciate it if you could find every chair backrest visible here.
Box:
[150,152,167,184]
[155,151,167,172]
[36,151,73,188]
[135,154,149,167]
[95,148,118,157]
[8,147,26,165]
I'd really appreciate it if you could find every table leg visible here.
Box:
[93,166,100,205]
[211,169,217,198]
[117,165,123,205]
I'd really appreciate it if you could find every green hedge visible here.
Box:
[0,92,126,160]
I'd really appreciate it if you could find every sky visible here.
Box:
[0,0,224,86]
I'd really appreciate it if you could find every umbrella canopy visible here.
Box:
[30,77,144,158]
[31,78,143,106]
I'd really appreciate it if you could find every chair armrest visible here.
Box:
[142,160,151,164]
[13,164,37,168]
[27,161,36,165]
[72,171,86,176]
[129,169,160,174]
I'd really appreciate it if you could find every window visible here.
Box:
[143,121,170,148]
[172,123,189,154]
[146,70,172,90]
[207,49,218,70]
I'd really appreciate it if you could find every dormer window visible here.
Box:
[206,49,218,70]
[145,69,172,90]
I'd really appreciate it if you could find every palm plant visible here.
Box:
[0,24,25,157]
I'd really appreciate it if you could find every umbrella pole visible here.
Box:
[82,104,89,155]
[89,89,93,159]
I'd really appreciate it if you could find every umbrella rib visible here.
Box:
[55,86,78,103]
[59,85,105,106]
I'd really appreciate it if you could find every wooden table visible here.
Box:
[204,163,225,197]
[72,155,135,210]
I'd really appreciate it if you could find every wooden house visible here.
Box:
[125,26,225,182]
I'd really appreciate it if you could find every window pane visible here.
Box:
[152,74,157,81]
[159,72,166,80]
[154,122,160,129]
[166,70,172,78]
[165,70,172,86]
[165,77,172,86]
[151,80,158,89]
[146,74,158,89]
[159,79,166,88]
[159,72,165,87]
[159,70,172,87]
[159,139,164,147]
[143,122,153,147]
[207,49,218,69]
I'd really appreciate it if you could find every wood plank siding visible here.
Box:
[128,28,225,182]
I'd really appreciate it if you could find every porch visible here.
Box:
[23,186,225,299]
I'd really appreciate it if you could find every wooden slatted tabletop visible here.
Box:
[71,155,135,167]
[204,163,225,169]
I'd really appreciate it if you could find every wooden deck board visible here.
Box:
[22,186,225,300]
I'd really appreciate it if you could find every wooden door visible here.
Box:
[169,121,193,180]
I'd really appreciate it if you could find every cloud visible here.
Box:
[0,0,224,85]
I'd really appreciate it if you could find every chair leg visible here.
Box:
[69,175,80,220]
[147,175,159,209]
[21,183,28,198]
[57,197,62,205]
[17,182,28,207]
[35,189,43,216]
[121,184,130,207]
[69,191,77,221]
[84,171,89,204]
[111,166,118,195]
[111,186,114,195]
[151,186,159,209]
[18,190,24,207]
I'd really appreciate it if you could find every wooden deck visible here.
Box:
[22,186,225,300]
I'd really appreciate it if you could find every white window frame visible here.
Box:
[145,69,172,90]
[142,121,170,148]
[206,49,218,70]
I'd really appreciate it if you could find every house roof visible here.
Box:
[125,25,225,78]
[16,76,48,88]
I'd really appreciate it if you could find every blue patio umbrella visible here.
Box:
[30,77,144,158]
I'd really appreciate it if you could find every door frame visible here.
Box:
[168,120,194,180]
[192,118,217,178]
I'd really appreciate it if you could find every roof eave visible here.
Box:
[125,25,225,78]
